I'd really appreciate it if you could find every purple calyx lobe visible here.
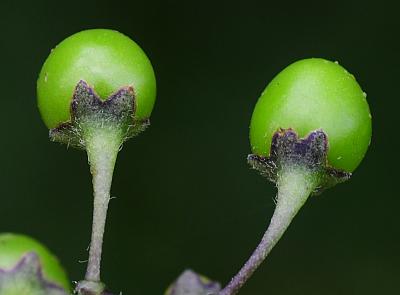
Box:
[248,128,351,194]
[0,252,68,295]
[50,80,149,149]
[166,269,221,295]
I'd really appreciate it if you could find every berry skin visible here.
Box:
[0,233,70,291]
[37,29,156,129]
[249,58,372,172]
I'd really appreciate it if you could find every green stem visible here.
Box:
[83,124,122,283]
[220,165,319,295]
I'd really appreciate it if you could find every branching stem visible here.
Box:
[219,165,318,295]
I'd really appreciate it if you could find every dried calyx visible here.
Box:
[0,253,67,295]
[165,270,221,295]
[248,128,351,194]
[50,80,148,148]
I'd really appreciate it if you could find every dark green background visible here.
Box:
[0,0,398,294]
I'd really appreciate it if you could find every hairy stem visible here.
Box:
[220,165,318,295]
[83,124,122,283]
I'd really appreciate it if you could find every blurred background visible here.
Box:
[0,0,398,294]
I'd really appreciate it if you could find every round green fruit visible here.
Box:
[0,233,70,291]
[37,29,156,129]
[249,58,372,172]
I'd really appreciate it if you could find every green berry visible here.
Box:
[249,58,372,172]
[37,29,156,129]
[0,233,70,291]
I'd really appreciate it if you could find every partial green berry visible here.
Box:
[37,29,156,129]
[249,58,372,172]
[0,233,70,291]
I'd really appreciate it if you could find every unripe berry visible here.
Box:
[37,29,156,129]
[249,58,372,172]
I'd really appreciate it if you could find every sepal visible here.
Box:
[0,252,69,295]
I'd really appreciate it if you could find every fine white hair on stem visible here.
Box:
[219,165,318,295]
[83,123,122,283]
